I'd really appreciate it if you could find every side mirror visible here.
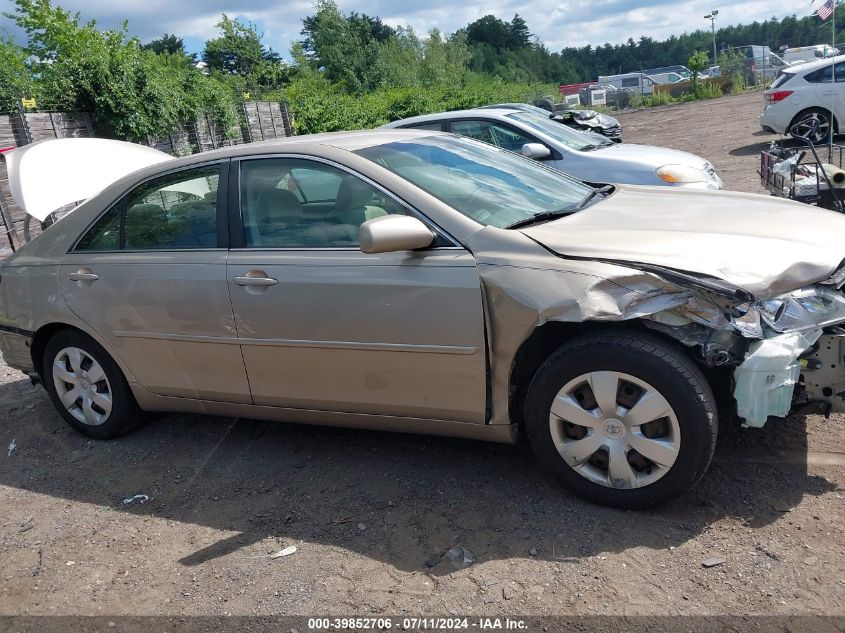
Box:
[358,215,434,254]
[522,143,552,160]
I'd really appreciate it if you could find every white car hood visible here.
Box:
[3,138,173,221]
[594,142,710,170]
[520,185,845,298]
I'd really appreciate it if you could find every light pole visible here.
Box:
[704,10,719,63]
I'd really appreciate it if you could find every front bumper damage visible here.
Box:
[470,225,845,429]
[637,269,845,426]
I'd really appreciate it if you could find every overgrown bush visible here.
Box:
[279,72,556,134]
[7,0,241,141]
[641,92,675,107]
[717,49,747,95]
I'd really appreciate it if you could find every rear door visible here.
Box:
[60,161,252,403]
[814,61,845,127]
[226,156,488,423]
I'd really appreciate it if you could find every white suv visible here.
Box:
[761,54,845,143]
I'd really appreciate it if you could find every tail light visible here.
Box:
[765,90,794,104]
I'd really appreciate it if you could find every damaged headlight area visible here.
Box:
[757,286,845,332]
[642,277,845,428]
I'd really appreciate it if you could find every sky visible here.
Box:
[0,0,816,58]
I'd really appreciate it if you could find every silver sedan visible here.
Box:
[383,107,723,190]
[2,130,844,509]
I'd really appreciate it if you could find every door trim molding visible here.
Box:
[113,330,478,354]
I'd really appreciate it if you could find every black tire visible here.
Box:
[789,108,835,144]
[533,98,555,113]
[42,329,150,439]
[524,330,717,509]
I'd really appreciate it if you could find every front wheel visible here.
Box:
[524,331,717,509]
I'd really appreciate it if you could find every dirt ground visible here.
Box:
[1,91,844,621]
[617,90,775,194]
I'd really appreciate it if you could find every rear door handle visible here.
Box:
[69,271,99,282]
[233,276,278,287]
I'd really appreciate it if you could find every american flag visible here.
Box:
[813,0,835,21]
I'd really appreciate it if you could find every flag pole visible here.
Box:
[831,1,835,152]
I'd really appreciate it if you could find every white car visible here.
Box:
[782,44,838,67]
[383,108,723,190]
[761,54,845,143]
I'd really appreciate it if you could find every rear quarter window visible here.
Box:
[771,73,795,89]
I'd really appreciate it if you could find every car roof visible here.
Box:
[384,109,518,127]
[788,53,845,74]
[156,128,440,169]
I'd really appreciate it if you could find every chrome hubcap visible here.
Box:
[549,371,680,489]
[52,347,113,426]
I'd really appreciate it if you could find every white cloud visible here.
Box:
[0,0,818,59]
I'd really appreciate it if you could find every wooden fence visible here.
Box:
[0,101,293,256]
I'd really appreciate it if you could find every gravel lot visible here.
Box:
[1,91,843,619]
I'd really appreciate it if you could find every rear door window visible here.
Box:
[74,165,222,251]
[804,62,845,83]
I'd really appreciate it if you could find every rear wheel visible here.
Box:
[43,329,150,439]
[790,108,834,144]
[524,331,717,509]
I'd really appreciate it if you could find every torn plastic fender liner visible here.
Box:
[733,329,822,427]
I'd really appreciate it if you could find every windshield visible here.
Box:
[505,111,607,150]
[354,135,594,229]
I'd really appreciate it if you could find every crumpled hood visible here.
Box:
[570,110,620,128]
[594,142,709,170]
[520,184,845,298]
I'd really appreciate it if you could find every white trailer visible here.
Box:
[597,72,657,95]
[782,44,838,66]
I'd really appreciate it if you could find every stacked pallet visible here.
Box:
[241,101,293,142]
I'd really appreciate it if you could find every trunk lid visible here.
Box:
[3,138,173,222]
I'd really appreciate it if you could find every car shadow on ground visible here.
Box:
[0,377,838,575]
[728,136,834,157]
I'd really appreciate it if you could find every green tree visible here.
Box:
[419,29,471,87]
[0,34,32,109]
[7,0,239,142]
[465,15,512,51]
[202,15,267,77]
[297,0,388,93]
[143,33,189,56]
[717,48,746,93]
[508,14,531,49]
[688,49,709,93]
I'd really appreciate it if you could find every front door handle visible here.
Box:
[233,276,278,287]
[69,271,99,282]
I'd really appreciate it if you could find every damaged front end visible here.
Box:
[635,264,845,426]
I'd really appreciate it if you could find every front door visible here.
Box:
[226,157,487,423]
[60,162,251,403]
